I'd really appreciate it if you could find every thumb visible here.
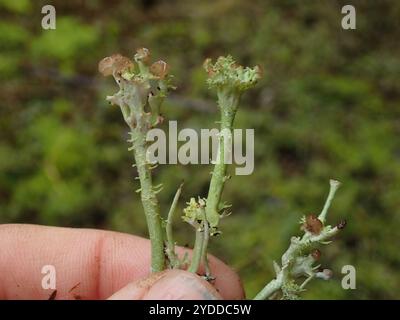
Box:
[108,269,222,300]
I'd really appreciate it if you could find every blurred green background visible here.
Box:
[1,0,399,299]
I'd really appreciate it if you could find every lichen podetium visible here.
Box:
[99,49,347,299]
[186,57,262,277]
[99,49,174,272]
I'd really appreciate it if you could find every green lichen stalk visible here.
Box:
[99,48,173,272]
[254,179,347,300]
[185,57,261,276]
[99,49,347,299]
[165,183,183,269]
[204,56,261,229]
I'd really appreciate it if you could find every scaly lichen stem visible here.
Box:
[185,56,260,275]
[254,276,284,300]
[166,183,183,268]
[200,219,211,277]
[191,90,238,275]
[188,227,204,273]
[254,180,345,300]
[254,227,341,300]
[205,90,239,229]
[99,49,174,273]
[133,136,165,272]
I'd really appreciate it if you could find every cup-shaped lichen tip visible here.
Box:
[203,55,262,92]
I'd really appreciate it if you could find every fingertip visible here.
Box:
[108,271,168,300]
[109,270,222,300]
[144,270,222,300]
[206,255,245,300]
[0,224,245,300]
[174,248,245,300]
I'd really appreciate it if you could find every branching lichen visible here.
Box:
[184,56,261,278]
[254,179,346,300]
[99,49,174,272]
[99,49,346,299]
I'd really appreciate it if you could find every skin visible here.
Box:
[0,224,244,300]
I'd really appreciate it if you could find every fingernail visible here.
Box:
[143,270,221,300]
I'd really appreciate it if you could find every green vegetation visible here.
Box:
[1,0,399,299]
